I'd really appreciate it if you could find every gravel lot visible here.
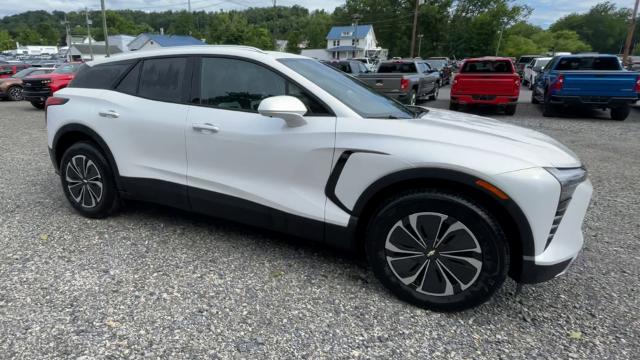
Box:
[0,92,639,359]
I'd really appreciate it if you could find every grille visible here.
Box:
[23,79,46,90]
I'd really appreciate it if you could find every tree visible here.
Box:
[286,31,301,53]
[531,30,591,54]
[0,30,14,51]
[501,35,542,57]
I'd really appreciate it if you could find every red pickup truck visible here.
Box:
[450,57,521,115]
[22,62,83,109]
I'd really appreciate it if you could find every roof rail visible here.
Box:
[205,45,267,54]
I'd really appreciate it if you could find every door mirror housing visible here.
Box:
[258,96,307,127]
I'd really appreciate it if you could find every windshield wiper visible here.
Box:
[404,105,430,118]
[369,115,402,119]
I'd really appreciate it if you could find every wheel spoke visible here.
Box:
[386,255,428,285]
[385,222,426,254]
[410,213,445,249]
[438,256,482,290]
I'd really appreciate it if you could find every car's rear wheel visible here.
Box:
[542,93,555,117]
[7,86,23,101]
[365,190,509,312]
[504,104,517,116]
[408,89,417,105]
[429,85,439,101]
[610,105,630,121]
[449,102,459,111]
[531,89,540,104]
[31,101,44,109]
[60,142,119,218]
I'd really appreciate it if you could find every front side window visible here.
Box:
[197,57,329,115]
[138,57,186,103]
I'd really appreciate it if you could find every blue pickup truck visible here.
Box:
[532,54,639,120]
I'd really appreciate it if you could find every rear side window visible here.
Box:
[138,57,186,103]
[555,57,621,71]
[70,62,132,89]
[462,60,513,73]
[197,57,330,115]
[116,61,141,95]
[377,62,417,73]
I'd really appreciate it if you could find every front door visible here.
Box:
[185,56,336,239]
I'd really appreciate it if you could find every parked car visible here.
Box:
[425,58,452,85]
[22,62,83,109]
[46,46,592,311]
[450,57,521,115]
[532,54,639,120]
[0,63,30,79]
[0,67,54,101]
[523,57,552,89]
[322,60,370,75]
[352,57,377,72]
[359,59,440,104]
[515,55,540,78]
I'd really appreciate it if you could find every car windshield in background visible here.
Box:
[377,62,417,73]
[53,63,81,74]
[518,56,535,64]
[12,68,36,78]
[555,57,621,71]
[325,61,350,72]
[536,59,550,68]
[425,60,446,70]
[279,58,415,119]
[462,60,512,73]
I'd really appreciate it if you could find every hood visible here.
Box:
[25,72,73,80]
[401,107,581,169]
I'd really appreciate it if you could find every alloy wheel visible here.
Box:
[8,86,23,101]
[65,155,103,208]
[384,212,482,296]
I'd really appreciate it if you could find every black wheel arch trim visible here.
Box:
[51,123,122,189]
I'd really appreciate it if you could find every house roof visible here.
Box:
[326,25,373,40]
[70,44,123,55]
[146,34,203,47]
[327,46,364,52]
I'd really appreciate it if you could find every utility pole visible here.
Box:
[100,0,110,57]
[623,0,640,67]
[352,14,362,58]
[85,8,94,61]
[272,0,277,49]
[495,28,504,56]
[410,0,421,58]
[417,34,424,58]
[188,0,191,12]
[61,14,71,61]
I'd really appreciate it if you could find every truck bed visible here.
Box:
[556,70,638,99]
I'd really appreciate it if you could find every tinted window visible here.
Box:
[70,62,132,89]
[462,60,513,73]
[377,62,417,73]
[116,61,141,95]
[555,57,621,71]
[518,56,535,64]
[138,57,186,103]
[280,58,414,119]
[198,57,329,115]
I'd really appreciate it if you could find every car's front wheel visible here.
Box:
[31,101,44,109]
[7,86,23,101]
[366,190,509,312]
[60,142,119,218]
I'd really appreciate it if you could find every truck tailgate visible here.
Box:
[359,74,404,92]
[454,74,518,95]
[560,71,638,98]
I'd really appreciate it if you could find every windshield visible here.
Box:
[12,68,34,78]
[425,60,446,69]
[53,63,81,74]
[279,58,415,119]
[535,59,551,68]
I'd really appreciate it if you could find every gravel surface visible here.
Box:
[0,95,638,359]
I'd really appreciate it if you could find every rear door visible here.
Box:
[185,56,336,236]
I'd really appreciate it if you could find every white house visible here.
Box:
[15,44,58,56]
[68,44,123,61]
[326,24,380,60]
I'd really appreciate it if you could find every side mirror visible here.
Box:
[533,66,542,72]
[258,95,307,127]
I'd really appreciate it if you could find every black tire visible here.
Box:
[59,142,119,218]
[31,101,45,109]
[365,190,509,312]
[7,86,23,101]
[610,106,630,121]
[407,89,417,106]
[449,102,459,111]
[542,92,555,117]
[531,89,540,104]
[429,84,439,101]
[504,104,517,116]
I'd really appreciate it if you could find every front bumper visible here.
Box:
[23,89,51,103]
[451,94,518,105]
[516,179,593,283]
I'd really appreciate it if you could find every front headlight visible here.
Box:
[41,79,52,84]
[546,167,587,202]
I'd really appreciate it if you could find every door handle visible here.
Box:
[192,122,220,133]
[98,110,119,118]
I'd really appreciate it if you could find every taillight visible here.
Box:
[635,75,640,93]
[400,78,409,91]
[551,74,564,92]
[45,97,68,123]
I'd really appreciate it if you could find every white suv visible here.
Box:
[46,46,592,311]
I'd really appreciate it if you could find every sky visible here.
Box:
[0,0,633,28]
